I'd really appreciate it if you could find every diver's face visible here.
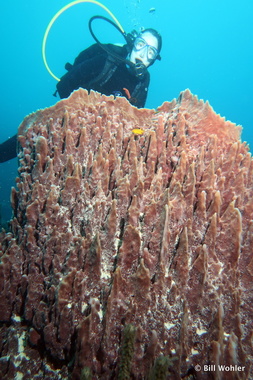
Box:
[129,32,159,67]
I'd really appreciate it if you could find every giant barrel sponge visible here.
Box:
[0,89,252,379]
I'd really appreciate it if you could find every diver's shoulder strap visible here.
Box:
[130,71,150,108]
[90,57,118,88]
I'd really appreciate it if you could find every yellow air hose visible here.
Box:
[42,0,125,81]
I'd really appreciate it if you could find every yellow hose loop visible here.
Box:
[42,0,125,81]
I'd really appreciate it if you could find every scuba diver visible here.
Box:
[55,27,162,108]
[0,26,162,163]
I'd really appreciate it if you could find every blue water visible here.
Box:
[1,0,252,223]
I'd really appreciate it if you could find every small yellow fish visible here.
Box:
[132,128,144,135]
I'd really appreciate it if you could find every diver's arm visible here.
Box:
[56,45,107,99]
[56,62,92,98]
[73,44,106,66]
[56,43,128,99]
[0,134,17,163]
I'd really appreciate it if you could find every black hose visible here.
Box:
[88,16,136,68]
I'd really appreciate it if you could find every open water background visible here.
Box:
[1,0,252,223]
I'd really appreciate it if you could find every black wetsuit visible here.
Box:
[56,43,150,107]
[0,43,150,163]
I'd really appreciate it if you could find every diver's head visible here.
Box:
[129,28,162,68]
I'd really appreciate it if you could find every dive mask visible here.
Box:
[133,37,159,62]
